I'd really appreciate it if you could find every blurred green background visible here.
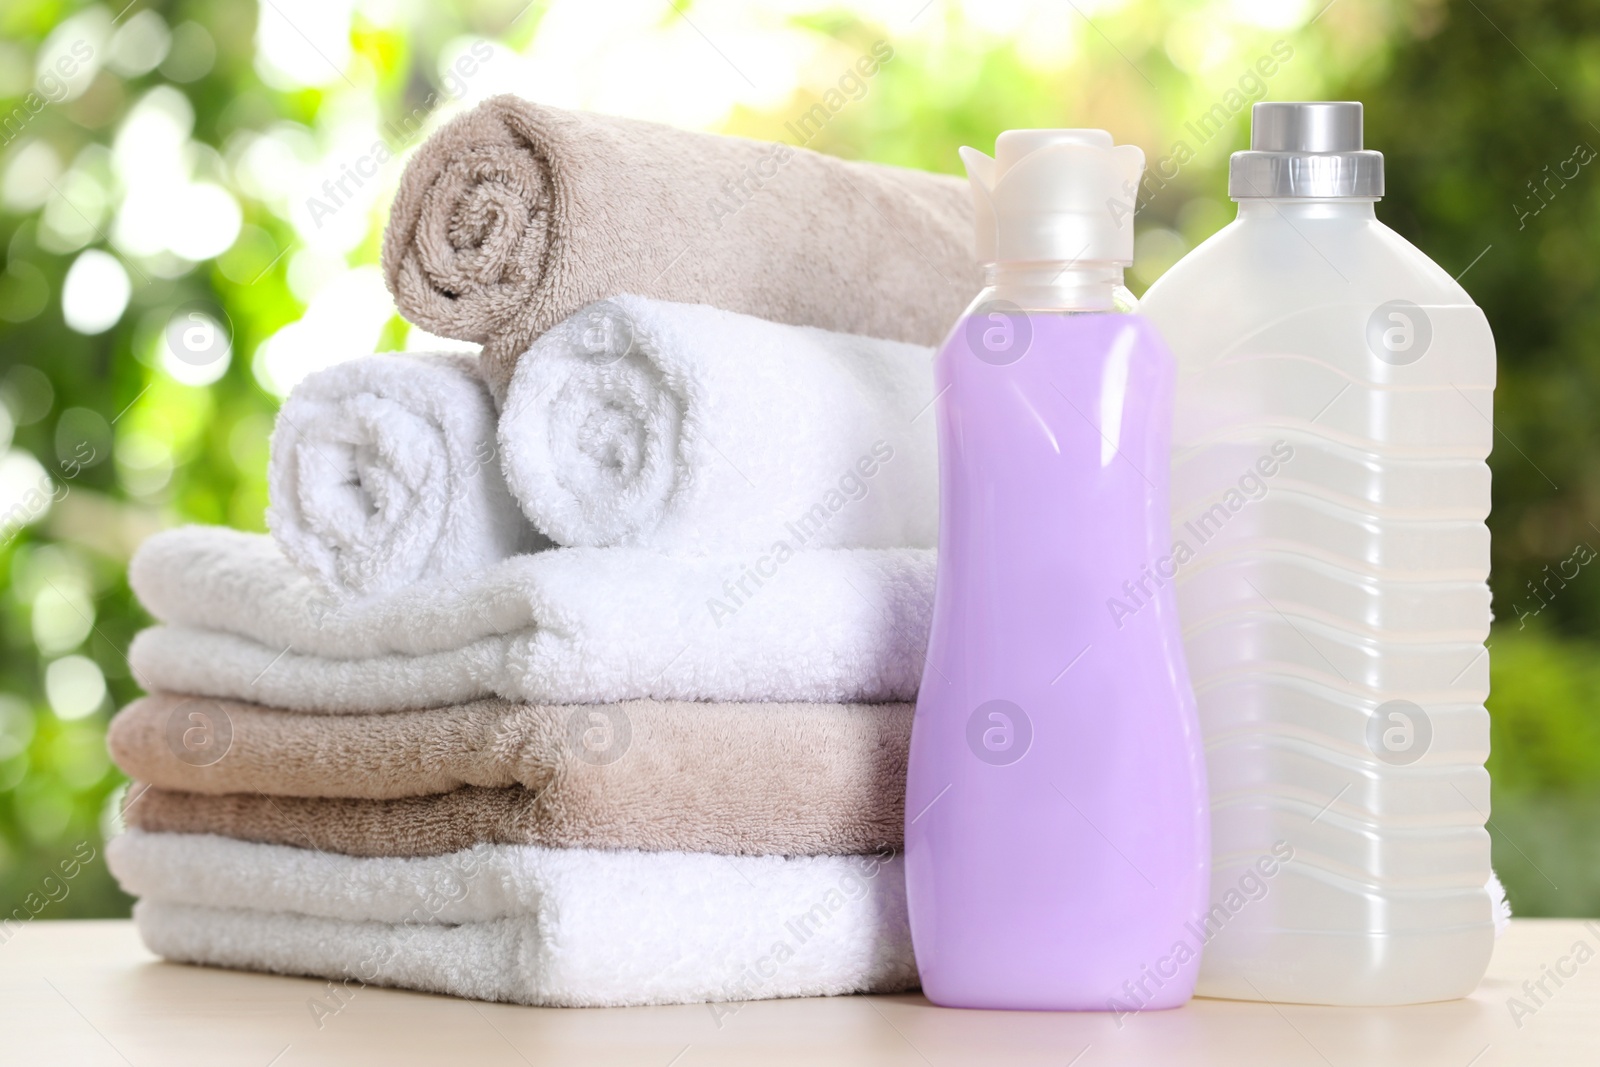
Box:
[0,0,1596,923]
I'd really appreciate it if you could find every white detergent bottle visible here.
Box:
[1141,101,1496,1005]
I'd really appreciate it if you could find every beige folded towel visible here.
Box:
[112,694,911,855]
[123,783,901,857]
[382,96,979,397]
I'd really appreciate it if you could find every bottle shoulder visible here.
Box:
[1141,213,1495,381]
[1143,213,1476,312]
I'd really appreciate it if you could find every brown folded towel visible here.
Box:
[382,96,980,397]
[112,694,911,855]
[123,783,900,857]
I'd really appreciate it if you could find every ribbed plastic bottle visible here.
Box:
[1140,102,1496,1005]
[904,130,1210,1011]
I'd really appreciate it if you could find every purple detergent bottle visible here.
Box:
[905,130,1210,1012]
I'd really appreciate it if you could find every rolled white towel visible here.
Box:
[498,295,938,550]
[267,353,534,597]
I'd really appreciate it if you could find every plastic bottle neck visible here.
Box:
[1234,198,1379,221]
[979,261,1134,313]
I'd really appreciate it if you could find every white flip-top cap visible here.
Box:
[960,129,1145,265]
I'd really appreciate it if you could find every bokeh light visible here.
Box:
[44,655,107,721]
[60,249,131,335]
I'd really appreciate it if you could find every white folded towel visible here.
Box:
[128,526,933,710]
[267,353,535,597]
[112,831,915,1008]
[499,296,938,551]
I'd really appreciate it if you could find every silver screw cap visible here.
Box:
[1229,101,1384,199]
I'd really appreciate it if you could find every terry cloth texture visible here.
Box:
[123,780,903,857]
[498,295,937,551]
[115,831,915,1007]
[381,95,980,398]
[127,526,934,710]
[266,352,537,597]
[110,694,911,855]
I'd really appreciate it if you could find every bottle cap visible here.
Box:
[960,129,1144,265]
[1229,102,1384,199]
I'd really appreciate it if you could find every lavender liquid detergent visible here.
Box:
[904,131,1210,1011]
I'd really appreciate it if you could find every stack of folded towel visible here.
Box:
[106,97,979,1008]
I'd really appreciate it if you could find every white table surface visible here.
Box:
[1,918,1596,1065]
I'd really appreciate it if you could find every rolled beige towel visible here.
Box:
[382,95,980,397]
